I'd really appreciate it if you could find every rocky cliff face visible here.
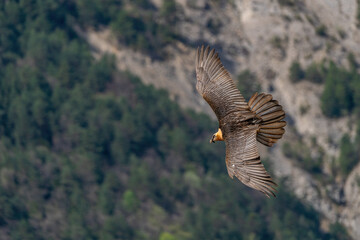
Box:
[76,0,360,238]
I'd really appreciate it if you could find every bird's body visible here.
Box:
[195,46,286,197]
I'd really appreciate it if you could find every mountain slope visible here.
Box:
[75,0,360,238]
[0,1,353,239]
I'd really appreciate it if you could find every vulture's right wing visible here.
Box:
[195,46,249,121]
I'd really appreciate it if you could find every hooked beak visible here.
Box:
[210,135,215,143]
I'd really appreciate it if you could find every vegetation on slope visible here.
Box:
[288,57,359,117]
[237,70,261,100]
[0,1,352,239]
[288,56,360,177]
[77,0,179,58]
[282,139,323,175]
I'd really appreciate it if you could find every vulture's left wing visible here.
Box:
[225,128,277,197]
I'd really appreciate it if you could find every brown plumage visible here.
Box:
[195,46,286,197]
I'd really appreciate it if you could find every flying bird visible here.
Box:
[195,46,286,197]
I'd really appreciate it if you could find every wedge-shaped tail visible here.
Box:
[248,92,286,147]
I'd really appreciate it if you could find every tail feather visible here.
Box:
[260,110,285,122]
[257,105,283,116]
[248,92,259,107]
[262,114,286,125]
[261,121,287,129]
[258,132,284,139]
[252,94,273,112]
[254,101,278,114]
[258,128,285,135]
[248,92,286,147]
[249,93,265,109]
[257,134,277,146]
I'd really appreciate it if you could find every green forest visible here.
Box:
[0,1,352,239]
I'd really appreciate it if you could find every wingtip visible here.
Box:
[196,45,220,64]
[263,188,277,198]
[199,45,206,68]
[203,45,210,63]
[196,45,206,68]
[196,46,200,68]
[269,193,277,198]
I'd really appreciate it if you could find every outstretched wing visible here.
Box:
[225,128,277,197]
[195,46,249,121]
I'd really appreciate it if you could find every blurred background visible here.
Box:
[0,0,359,239]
